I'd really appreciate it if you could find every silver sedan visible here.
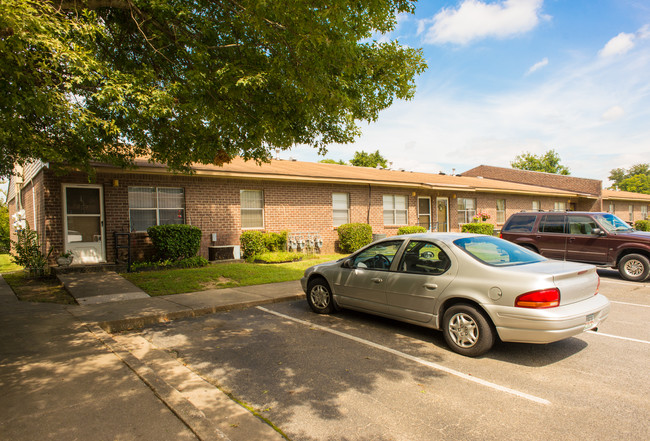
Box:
[301,233,610,356]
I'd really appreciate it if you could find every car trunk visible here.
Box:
[504,261,598,306]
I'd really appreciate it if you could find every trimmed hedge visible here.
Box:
[240,231,266,258]
[337,223,373,253]
[263,231,288,251]
[147,224,201,260]
[635,220,650,231]
[461,222,494,235]
[397,226,427,235]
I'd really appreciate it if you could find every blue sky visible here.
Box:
[290,0,650,185]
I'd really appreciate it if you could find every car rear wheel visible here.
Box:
[442,304,495,357]
[307,277,336,314]
[618,254,650,282]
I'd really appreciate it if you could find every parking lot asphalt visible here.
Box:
[2,271,648,441]
[120,274,650,441]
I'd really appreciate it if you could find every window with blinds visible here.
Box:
[128,187,185,232]
[241,190,264,229]
[457,198,476,224]
[383,195,407,225]
[332,193,350,227]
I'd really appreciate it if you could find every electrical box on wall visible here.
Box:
[211,233,217,242]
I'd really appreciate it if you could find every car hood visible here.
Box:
[498,260,598,306]
[611,230,650,240]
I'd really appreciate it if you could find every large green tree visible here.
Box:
[349,149,388,168]
[511,150,570,175]
[0,0,426,178]
[609,164,650,194]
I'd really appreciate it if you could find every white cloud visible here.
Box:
[293,42,650,184]
[526,57,549,75]
[601,105,625,121]
[421,0,547,45]
[599,32,635,57]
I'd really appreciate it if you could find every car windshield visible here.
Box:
[453,236,546,267]
[592,213,634,233]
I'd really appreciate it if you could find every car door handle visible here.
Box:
[371,278,383,283]
[423,283,438,290]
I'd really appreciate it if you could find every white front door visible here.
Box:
[63,185,105,264]
[418,197,432,231]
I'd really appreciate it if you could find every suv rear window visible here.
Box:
[539,214,566,233]
[502,214,537,233]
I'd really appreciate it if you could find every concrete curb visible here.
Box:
[88,323,231,441]
[97,294,306,333]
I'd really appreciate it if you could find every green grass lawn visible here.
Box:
[122,253,345,296]
[0,254,22,274]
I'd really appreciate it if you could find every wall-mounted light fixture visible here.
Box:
[112,179,119,187]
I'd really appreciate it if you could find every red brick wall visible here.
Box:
[28,168,634,265]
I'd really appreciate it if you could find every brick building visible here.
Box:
[7,158,650,265]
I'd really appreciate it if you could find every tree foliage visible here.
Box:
[1,0,426,178]
[319,159,347,165]
[510,150,570,175]
[350,150,388,168]
[609,164,650,194]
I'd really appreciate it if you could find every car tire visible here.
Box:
[307,277,336,314]
[618,254,650,282]
[442,304,495,357]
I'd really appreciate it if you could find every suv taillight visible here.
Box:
[515,288,560,308]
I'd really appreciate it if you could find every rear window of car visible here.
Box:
[539,214,566,233]
[502,214,537,233]
[453,236,546,267]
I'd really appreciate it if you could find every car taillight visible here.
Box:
[596,275,600,294]
[515,288,560,308]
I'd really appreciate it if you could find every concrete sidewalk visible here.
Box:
[0,273,305,441]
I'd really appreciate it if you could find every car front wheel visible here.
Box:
[618,254,650,282]
[442,304,495,357]
[307,277,336,314]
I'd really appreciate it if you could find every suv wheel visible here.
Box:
[618,254,650,282]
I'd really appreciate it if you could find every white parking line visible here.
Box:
[600,279,650,288]
[610,300,650,308]
[587,331,650,345]
[257,306,551,406]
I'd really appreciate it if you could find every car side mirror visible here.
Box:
[342,258,354,269]
[592,228,605,236]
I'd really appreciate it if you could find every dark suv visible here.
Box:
[500,211,650,281]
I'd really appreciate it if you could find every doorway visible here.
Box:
[63,184,105,264]
[418,197,432,231]
[436,197,449,232]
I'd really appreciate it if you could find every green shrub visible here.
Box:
[11,226,52,273]
[147,224,202,260]
[247,251,303,263]
[397,226,427,235]
[240,231,266,258]
[337,223,373,253]
[461,222,494,235]
[635,220,650,231]
[263,231,288,251]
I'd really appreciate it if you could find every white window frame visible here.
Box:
[629,204,634,222]
[128,187,185,232]
[458,198,476,224]
[332,193,350,227]
[532,200,541,211]
[608,202,615,214]
[642,205,648,220]
[240,189,264,230]
[383,195,408,225]
[554,201,566,212]
[496,199,506,224]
